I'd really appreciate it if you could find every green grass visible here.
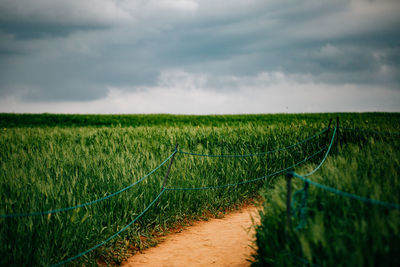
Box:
[252,131,400,266]
[0,113,399,266]
[1,112,400,128]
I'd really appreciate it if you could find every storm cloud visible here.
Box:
[0,0,399,113]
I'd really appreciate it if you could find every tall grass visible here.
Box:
[1,122,328,266]
[1,113,399,128]
[252,133,400,266]
[1,113,399,266]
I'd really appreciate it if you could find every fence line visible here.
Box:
[0,151,175,218]
[283,125,400,265]
[51,142,324,266]
[303,126,336,177]
[6,121,400,266]
[51,188,166,267]
[284,125,400,210]
[1,127,325,219]
[283,126,337,232]
[178,127,328,157]
[50,128,329,265]
[289,172,400,210]
[166,147,326,191]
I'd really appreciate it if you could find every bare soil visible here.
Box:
[122,206,260,267]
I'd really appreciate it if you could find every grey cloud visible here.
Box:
[0,0,131,25]
[0,22,107,40]
[0,0,399,103]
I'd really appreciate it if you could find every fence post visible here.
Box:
[336,116,340,151]
[286,172,293,230]
[161,143,179,190]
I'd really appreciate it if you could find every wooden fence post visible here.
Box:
[161,143,179,190]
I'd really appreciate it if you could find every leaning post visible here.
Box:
[161,143,179,190]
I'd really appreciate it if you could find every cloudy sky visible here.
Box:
[0,0,399,114]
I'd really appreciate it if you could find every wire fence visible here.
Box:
[3,121,400,266]
[286,125,400,210]
[166,147,326,191]
[284,125,399,233]
[284,124,400,265]
[50,188,166,267]
[289,171,400,210]
[0,127,325,219]
[49,127,328,266]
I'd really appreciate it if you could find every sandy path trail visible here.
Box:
[123,206,260,267]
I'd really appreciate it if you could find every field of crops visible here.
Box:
[252,122,400,266]
[0,113,399,266]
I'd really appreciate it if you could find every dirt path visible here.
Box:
[122,206,260,267]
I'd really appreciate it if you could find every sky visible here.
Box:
[0,0,399,114]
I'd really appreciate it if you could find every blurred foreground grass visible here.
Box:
[253,131,400,266]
